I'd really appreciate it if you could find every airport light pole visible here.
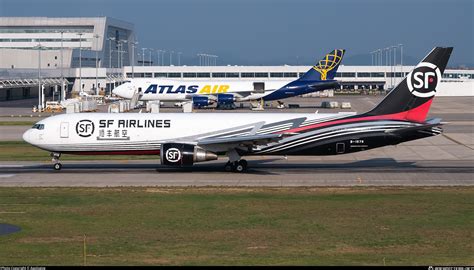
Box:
[141,48,146,66]
[35,43,44,111]
[94,34,100,95]
[382,48,384,66]
[392,46,397,87]
[59,31,65,101]
[130,41,137,78]
[156,49,162,66]
[148,48,154,66]
[399,43,403,79]
[161,50,166,66]
[77,32,84,94]
[170,51,174,66]
[117,41,125,69]
[121,40,128,68]
[178,52,182,66]
[107,37,115,68]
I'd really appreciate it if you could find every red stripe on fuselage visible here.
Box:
[281,99,433,134]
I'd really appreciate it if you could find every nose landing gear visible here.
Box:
[50,152,62,171]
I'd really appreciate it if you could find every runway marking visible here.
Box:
[0,165,25,168]
[442,134,474,150]
[0,174,16,178]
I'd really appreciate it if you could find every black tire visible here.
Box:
[234,164,244,173]
[53,163,62,171]
[234,160,247,173]
[224,162,233,172]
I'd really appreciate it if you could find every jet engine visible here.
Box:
[216,94,235,109]
[160,143,218,166]
[192,96,211,108]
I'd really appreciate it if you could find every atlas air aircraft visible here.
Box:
[23,47,452,172]
[112,49,345,108]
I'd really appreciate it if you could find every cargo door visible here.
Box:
[253,82,265,93]
[60,122,69,138]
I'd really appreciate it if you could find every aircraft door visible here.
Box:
[60,122,69,138]
[253,82,265,93]
[336,142,345,154]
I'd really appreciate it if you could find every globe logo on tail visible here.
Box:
[312,49,344,80]
[407,62,441,98]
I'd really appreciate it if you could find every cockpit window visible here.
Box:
[32,124,44,130]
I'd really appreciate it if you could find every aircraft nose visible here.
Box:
[22,129,32,144]
[112,85,122,96]
[112,84,132,99]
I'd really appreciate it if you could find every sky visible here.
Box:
[1,0,473,67]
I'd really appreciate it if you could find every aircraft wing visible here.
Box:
[197,133,284,146]
[184,89,277,100]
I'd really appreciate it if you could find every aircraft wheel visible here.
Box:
[224,162,233,172]
[53,163,62,171]
[234,160,247,173]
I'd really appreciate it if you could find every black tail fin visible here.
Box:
[298,49,345,81]
[364,47,453,122]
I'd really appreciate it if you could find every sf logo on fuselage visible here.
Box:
[165,148,181,162]
[407,62,441,98]
[76,120,95,137]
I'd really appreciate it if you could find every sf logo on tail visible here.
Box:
[407,62,441,98]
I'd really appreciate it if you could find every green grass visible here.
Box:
[0,187,472,265]
[0,141,158,161]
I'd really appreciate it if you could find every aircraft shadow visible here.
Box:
[7,158,472,175]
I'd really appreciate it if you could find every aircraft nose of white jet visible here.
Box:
[22,129,32,144]
[112,83,132,99]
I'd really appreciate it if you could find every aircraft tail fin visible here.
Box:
[298,49,345,81]
[364,47,453,122]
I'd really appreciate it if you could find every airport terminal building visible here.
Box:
[0,17,134,99]
[0,16,473,102]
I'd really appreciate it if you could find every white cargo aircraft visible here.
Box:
[112,49,345,108]
[23,47,452,172]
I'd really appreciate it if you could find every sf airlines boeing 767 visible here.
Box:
[23,47,452,172]
[111,49,345,108]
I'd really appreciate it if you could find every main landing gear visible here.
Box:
[224,159,248,173]
[50,152,62,171]
[225,149,248,172]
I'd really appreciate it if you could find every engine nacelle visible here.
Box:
[192,96,211,108]
[216,94,235,105]
[160,143,218,166]
[216,94,235,109]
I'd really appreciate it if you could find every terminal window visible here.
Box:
[167,73,181,78]
[270,73,284,78]
[197,73,210,78]
[225,73,239,78]
[212,73,225,78]
[154,73,167,78]
[284,73,297,77]
[241,73,255,78]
